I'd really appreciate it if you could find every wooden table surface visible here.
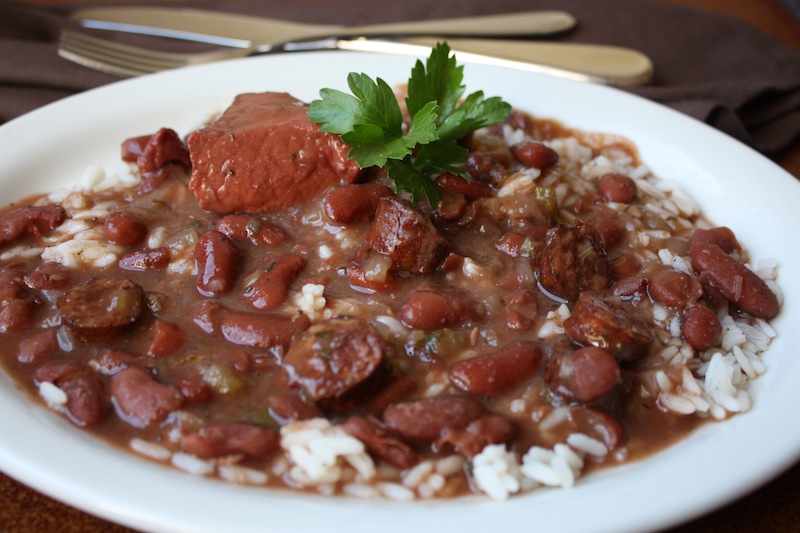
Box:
[1,1,799,532]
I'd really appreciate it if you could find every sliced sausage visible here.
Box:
[195,230,239,297]
[363,197,448,275]
[58,278,144,341]
[399,290,483,331]
[382,396,485,443]
[689,242,779,319]
[564,291,653,362]
[448,341,542,396]
[536,223,611,302]
[110,367,184,428]
[282,318,385,401]
[343,416,417,469]
[0,205,66,248]
[180,423,279,459]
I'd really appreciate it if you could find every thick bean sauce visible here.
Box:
[0,99,780,500]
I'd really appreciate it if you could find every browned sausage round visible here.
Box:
[448,341,542,396]
[536,223,611,302]
[343,416,417,469]
[195,230,239,297]
[597,172,637,203]
[689,242,779,319]
[438,414,517,458]
[564,291,653,362]
[282,318,385,401]
[648,268,703,308]
[58,278,144,341]
[110,367,184,428]
[215,214,289,248]
[323,183,394,224]
[399,290,483,331]
[682,303,722,351]
[105,211,148,247]
[180,423,279,459]
[363,197,447,275]
[243,253,305,310]
[511,141,559,170]
[382,396,485,443]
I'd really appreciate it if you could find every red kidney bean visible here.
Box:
[176,373,213,404]
[466,152,509,186]
[58,278,144,341]
[548,347,621,402]
[147,319,185,357]
[119,247,171,271]
[587,214,625,249]
[0,298,34,334]
[565,291,653,362]
[220,311,309,349]
[24,262,71,291]
[0,205,66,249]
[110,367,185,428]
[345,258,399,293]
[283,318,385,401]
[435,173,492,200]
[60,373,108,427]
[597,172,637,203]
[611,276,648,298]
[511,141,559,170]
[105,211,148,247]
[689,242,779,319]
[365,375,417,415]
[610,253,641,279]
[268,392,324,424]
[17,328,59,364]
[435,191,467,222]
[243,253,305,310]
[438,415,517,458]
[648,268,703,308]
[195,230,239,297]
[382,396,485,443]
[399,290,483,331]
[323,183,394,224]
[192,300,222,335]
[136,127,191,174]
[180,423,279,459]
[536,223,611,302]
[215,214,289,248]
[687,226,740,254]
[682,303,722,351]
[449,341,542,396]
[34,361,83,384]
[343,416,417,469]
[495,232,527,258]
[91,349,143,376]
[568,406,624,451]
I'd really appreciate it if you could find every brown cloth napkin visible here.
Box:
[1,0,799,156]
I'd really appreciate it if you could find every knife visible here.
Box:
[72,7,578,50]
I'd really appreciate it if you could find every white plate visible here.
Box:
[1,51,799,533]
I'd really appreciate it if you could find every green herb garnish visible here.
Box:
[307,42,511,206]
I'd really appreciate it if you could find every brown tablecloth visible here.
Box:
[0,1,799,532]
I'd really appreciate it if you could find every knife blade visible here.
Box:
[73,7,577,50]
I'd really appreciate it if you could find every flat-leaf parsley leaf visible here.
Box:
[307,42,511,206]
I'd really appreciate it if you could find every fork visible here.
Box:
[57,30,654,85]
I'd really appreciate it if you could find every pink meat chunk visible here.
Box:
[188,92,361,213]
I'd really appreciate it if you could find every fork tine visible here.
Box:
[58,30,251,77]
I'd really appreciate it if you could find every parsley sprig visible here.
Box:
[307,42,511,206]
